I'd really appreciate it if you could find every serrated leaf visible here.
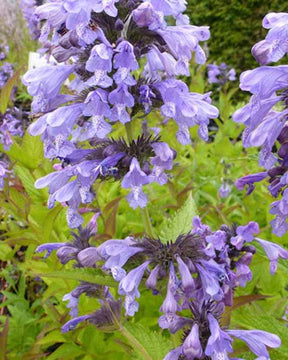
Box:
[14,133,44,169]
[222,294,268,327]
[8,187,29,210]
[124,323,173,360]
[159,192,198,243]
[37,268,117,288]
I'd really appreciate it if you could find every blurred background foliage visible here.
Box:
[0,0,287,359]
[187,0,288,71]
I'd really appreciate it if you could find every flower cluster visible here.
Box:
[164,299,281,360]
[20,0,44,40]
[233,12,288,236]
[0,46,26,190]
[23,0,219,150]
[22,0,219,225]
[97,217,288,317]
[252,12,288,65]
[207,62,236,85]
[36,215,287,358]
[27,4,287,360]
[0,109,24,150]
[35,134,176,227]
[0,45,13,89]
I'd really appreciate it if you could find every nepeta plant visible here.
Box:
[234,12,288,236]
[0,44,26,188]
[207,62,236,86]
[20,2,288,360]
[36,215,287,359]
[22,0,219,227]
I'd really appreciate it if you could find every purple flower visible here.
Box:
[108,84,135,123]
[157,25,210,74]
[239,66,288,99]
[207,63,236,85]
[155,79,219,144]
[23,65,74,99]
[235,253,253,287]
[62,315,91,333]
[163,347,182,360]
[132,2,165,30]
[139,85,156,113]
[182,323,203,359]
[252,12,288,64]
[63,292,79,317]
[218,183,231,198]
[20,0,41,40]
[36,223,99,265]
[231,221,259,250]
[97,237,142,270]
[113,41,138,86]
[196,260,225,300]
[77,247,100,267]
[0,161,10,189]
[235,172,268,195]
[35,242,67,258]
[148,0,187,17]
[255,237,288,274]
[205,230,227,256]
[205,314,233,358]
[119,261,150,316]
[85,43,113,88]
[0,61,13,88]
[227,329,281,359]
[121,158,150,209]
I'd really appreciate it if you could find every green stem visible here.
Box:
[125,121,133,143]
[103,298,152,360]
[141,207,155,238]
[121,327,152,360]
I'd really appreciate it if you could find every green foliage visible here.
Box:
[187,0,288,71]
[124,323,173,360]
[0,67,23,113]
[159,192,198,243]
[32,268,118,288]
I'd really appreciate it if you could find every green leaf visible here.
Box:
[124,323,173,360]
[37,330,66,346]
[0,317,9,360]
[0,243,13,261]
[159,192,198,243]
[20,133,44,169]
[0,67,23,113]
[14,165,43,202]
[36,268,117,288]
[46,343,85,360]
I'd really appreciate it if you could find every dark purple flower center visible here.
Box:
[83,134,161,178]
[136,234,206,270]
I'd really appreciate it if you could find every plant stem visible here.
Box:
[125,121,134,143]
[103,298,152,360]
[121,326,152,360]
[141,207,155,238]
